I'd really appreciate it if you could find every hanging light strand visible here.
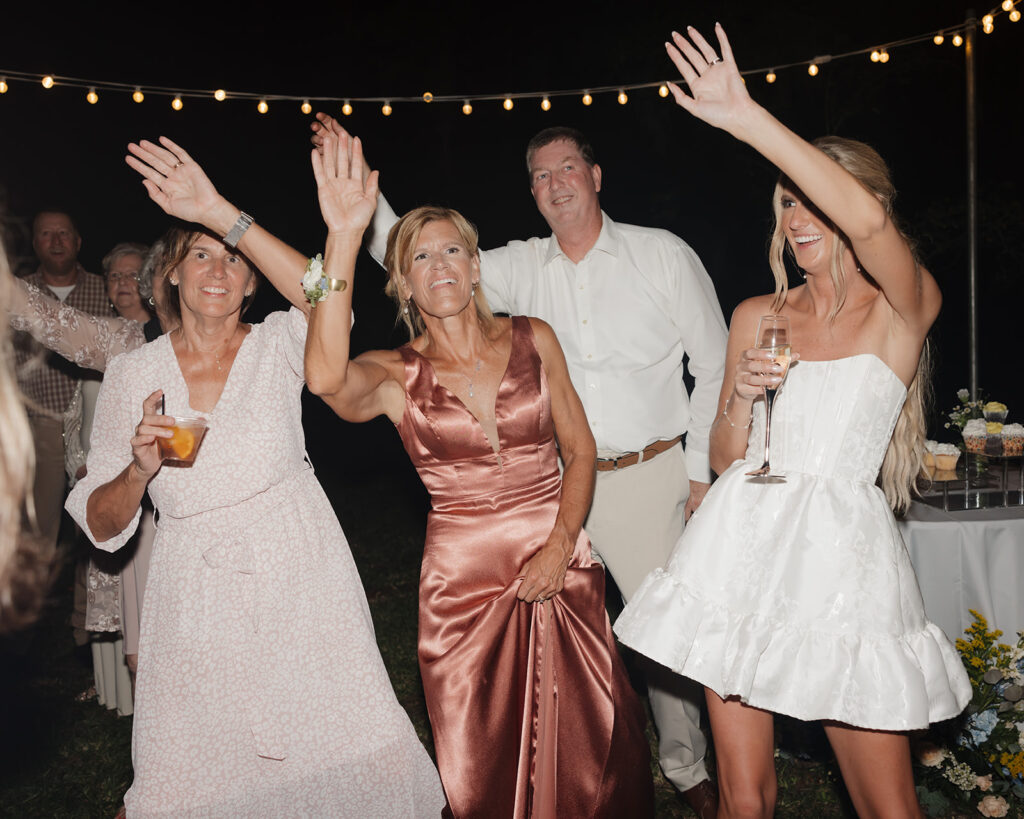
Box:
[0,4,1016,114]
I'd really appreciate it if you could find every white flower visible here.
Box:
[302,254,328,305]
[976,774,992,791]
[919,744,947,767]
[958,388,970,401]
[977,794,1009,817]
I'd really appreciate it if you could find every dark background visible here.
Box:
[2,0,1021,476]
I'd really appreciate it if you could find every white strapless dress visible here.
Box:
[615,355,971,730]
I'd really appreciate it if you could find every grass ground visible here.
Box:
[0,434,868,818]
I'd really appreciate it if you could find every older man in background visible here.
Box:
[13,210,113,553]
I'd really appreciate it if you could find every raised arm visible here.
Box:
[303,132,405,424]
[666,25,940,331]
[516,318,596,603]
[8,277,144,371]
[125,137,310,315]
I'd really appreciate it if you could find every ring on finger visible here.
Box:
[710,57,723,65]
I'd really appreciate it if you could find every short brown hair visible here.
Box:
[525,127,596,174]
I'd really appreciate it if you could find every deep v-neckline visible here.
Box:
[168,327,251,416]
[408,325,517,456]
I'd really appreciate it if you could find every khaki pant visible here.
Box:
[586,444,709,792]
[27,415,67,549]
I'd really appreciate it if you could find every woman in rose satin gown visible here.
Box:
[304,135,653,818]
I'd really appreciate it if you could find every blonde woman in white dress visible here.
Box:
[614,25,970,819]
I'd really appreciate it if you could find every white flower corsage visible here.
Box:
[302,254,328,306]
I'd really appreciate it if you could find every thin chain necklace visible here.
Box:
[460,359,483,397]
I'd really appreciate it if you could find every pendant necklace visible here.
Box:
[461,359,483,397]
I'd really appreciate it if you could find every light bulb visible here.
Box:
[617,91,628,105]
[582,93,592,106]
[933,33,945,45]
[1002,0,1013,10]
[870,50,880,62]
[422,92,433,103]
[1011,8,1021,21]
[257,99,268,114]
[541,97,551,111]
[342,101,353,116]
[301,100,312,115]
[983,14,994,25]
[658,84,669,98]
[983,21,994,33]
[766,71,777,84]
[503,97,513,110]
[214,89,226,101]
[171,96,183,111]
[86,88,98,104]
[462,100,472,115]
[133,88,145,103]
[0,79,7,94]
[41,75,54,89]
[879,50,890,63]
[808,63,819,76]
[382,102,392,116]
[952,33,964,46]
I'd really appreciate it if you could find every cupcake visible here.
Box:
[923,440,937,469]
[1002,423,1024,456]
[962,418,987,454]
[983,401,1008,423]
[932,443,961,471]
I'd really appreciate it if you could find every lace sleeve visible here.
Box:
[8,278,146,372]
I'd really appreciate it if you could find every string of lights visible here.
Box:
[0,3,1018,115]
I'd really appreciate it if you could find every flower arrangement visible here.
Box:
[946,389,986,432]
[915,611,1024,817]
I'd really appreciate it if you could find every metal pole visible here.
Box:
[965,13,979,400]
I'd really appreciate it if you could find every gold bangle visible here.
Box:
[327,277,348,292]
[722,399,752,429]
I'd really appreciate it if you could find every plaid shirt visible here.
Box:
[14,266,115,418]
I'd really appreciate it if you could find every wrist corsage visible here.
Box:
[302,254,328,306]
[302,254,348,306]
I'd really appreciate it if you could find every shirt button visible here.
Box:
[582,319,588,325]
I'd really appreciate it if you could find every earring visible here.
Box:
[148,296,156,307]
[403,302,410,315]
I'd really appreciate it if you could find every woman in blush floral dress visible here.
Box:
[65,137,445,818]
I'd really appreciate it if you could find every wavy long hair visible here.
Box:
[768,136,929,514]
[0,235,56,632]
[383,206,495,341]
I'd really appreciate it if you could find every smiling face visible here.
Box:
[32,212,81,280]
[399,219,480,321]
[170,236,254,322]
[778,184,836,276]
[105,252,144,317]
[528,139,602,233]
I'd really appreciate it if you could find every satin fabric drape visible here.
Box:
[396,317,652,818]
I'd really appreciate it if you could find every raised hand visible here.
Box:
[125,137,225,225]
[665,24,753,133]
[310,132,379,235]
[311,112,371,184]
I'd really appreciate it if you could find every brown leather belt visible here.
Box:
[595,435,682,472]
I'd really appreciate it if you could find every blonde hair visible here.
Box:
[0,236,55,632]
[383,206,495,341]
[767,136,927,515]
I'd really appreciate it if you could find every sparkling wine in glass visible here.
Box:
[747,315,792,479]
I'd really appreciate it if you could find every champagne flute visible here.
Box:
[747,315,792,479]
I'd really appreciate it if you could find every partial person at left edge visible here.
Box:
[12,210,114,553]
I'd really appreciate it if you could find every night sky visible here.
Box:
[2,0,1021,461]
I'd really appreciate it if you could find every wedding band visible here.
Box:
[173,161,183,168]
[711,57,723,65]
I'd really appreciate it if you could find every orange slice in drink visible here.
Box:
[168,426,197,460]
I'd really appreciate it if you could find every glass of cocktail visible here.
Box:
[157,416,208,466]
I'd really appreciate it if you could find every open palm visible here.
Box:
[311,132,379,234]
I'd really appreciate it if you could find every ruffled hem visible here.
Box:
[614,568,972,731]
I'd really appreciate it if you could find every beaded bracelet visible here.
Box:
[722,398,752,429]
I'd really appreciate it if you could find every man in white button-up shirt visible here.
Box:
[364,125,727,816]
